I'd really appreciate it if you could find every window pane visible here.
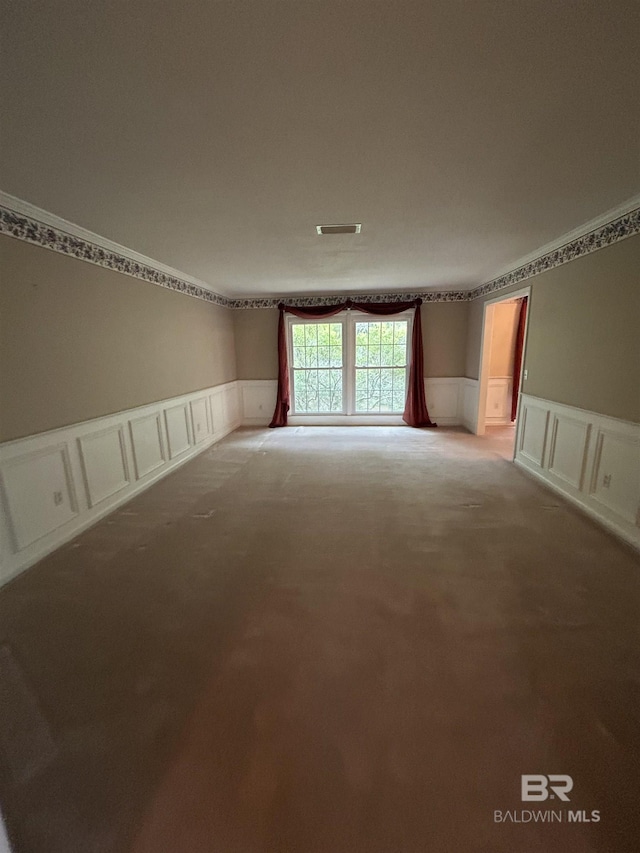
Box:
[355,345,367,367]
[355,323,368,345]
[290,322,344,414]
[317,324,331,346]
[393,345,406,366]
[393,367,406,389]
[293,371,307,410]
[381,344,393,366]
[380,389,393,411]
[381,322,394,344]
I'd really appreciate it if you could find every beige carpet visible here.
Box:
[0,426,638,853]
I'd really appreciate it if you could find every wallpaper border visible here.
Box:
[468,207,640,300]
[1,200,639,307]
[0,206,234,308]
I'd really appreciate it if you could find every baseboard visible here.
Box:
[515,394,640,551]
[0,382,242,586]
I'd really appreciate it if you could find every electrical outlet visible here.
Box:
[523,369,528,380]
[602,474,612,489]
[53,491,63,506]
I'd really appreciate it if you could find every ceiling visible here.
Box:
[1,0,639,298]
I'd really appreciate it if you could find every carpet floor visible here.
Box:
[0,426,638,853]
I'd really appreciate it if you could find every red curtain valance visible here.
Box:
[269,299,436,429]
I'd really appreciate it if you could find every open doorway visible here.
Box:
[475,287,530,460]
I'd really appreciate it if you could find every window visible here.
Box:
[288,312,411,415]
[354,320,408,412]
[291,322,343,413]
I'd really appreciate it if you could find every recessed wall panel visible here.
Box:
[548,416,590,489]
[78,426,130,507]
[129,413,165,479]
[519,404,548,467]
[1,445,77,551]
[590,430,640,523]
[164,404,192,459]
[190,398,210,444]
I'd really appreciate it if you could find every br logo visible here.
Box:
[521,775,573,802]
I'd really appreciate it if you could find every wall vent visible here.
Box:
[316,223,362,235]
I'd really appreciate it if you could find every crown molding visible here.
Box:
[0,192,233,307]
[2,191,638,309]
[469,199,640,300]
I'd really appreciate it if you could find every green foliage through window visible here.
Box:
[290,318,408,414]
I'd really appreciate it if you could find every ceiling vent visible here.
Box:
[316,223,362,235]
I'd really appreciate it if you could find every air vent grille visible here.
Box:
[316,224,362,235]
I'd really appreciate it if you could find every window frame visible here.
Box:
[286,309,414,418]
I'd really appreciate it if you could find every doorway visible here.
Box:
[475,287,530,460]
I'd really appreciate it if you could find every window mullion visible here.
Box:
[345,313,355,414]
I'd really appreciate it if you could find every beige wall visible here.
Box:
[233,301,468,379]
[0,236,237,441]
[422,302,468,378]
[234,308,280,380]
[465,235,640,423]
[489,301,519,377]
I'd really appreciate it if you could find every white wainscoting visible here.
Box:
[164,403,193,459]
[515,394,640,550]
[485,376,513,425]
[461,378,480,433]
[239,377,473,427]
[0,381,242,586]
[424,378,463,426]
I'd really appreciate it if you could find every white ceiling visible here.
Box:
[1,0,639,297]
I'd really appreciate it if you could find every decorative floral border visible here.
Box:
[468,207,640,300]
[229,290,469,309]
[0,206,233,308]
[2,201,638,308]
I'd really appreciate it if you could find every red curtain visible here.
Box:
[269,298,436,428]
[510,296,528,422]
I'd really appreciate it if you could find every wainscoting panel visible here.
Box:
[224,384,242,431]
[461,379,479,433]
[242,380,278,425]
[0,381,242,586]
[164,404,192,459]
[129,413,165,480]
[515,395,640,550]
[190,397,211,445]
[519,402,549,468]
[547,415,590,491]
[424,378,461,426]
[78,426,130,508]
[1,444,78,552]
[590,429,640,525]
[485,377,512,425]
